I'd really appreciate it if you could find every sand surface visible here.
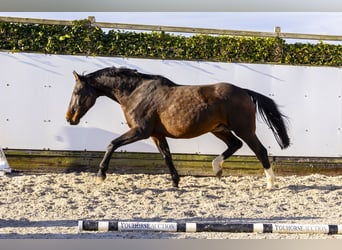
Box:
[0,172,342,239]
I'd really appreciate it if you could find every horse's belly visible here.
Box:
[158,109,222,138]
[163,127,211,138]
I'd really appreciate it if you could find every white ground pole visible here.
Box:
[0,146,12,175]
[78,220,342,234]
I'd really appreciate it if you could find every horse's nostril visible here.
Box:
[66,112,73,124]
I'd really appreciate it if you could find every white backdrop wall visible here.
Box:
[0,52,341,157]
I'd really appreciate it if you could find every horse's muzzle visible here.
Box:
[66,111,80,125]
[66,118,79,125]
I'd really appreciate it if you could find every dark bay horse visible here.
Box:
[66,66,290,189]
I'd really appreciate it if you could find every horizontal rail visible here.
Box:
[0,16,72,26]
[4,149,342,176]
[0,16,342,42]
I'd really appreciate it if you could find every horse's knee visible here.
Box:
[106,143,115,152]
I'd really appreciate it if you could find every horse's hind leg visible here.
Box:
[211,130,243,178]
[240,134,274,189]
[151,136,180,188]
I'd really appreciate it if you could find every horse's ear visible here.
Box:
[73,70,80,81]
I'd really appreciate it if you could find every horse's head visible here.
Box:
[66,71,98,125]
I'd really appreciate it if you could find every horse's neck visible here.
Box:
[97,75,143,104]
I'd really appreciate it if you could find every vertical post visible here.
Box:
[272,26,283,63]
[88,16,96,26]
[0,146,12,176]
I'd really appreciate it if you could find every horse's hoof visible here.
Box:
[215,169,222,179]
[172,182,179,188]
[96,175,106,184]
[171,175,180,188]
[172,179,179,188]
[266,182,274,190]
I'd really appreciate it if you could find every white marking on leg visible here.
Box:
[212,155,224,176]
[264,168,275,190]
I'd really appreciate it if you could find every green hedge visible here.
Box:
[0,19,341,66]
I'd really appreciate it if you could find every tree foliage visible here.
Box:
[1,19,341,66]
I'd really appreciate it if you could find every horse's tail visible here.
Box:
[245,89,290,149]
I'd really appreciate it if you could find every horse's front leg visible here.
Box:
[151,136,180,188]
[97,128,150,183]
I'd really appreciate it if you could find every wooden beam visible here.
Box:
[0,16,73,26]
[4,149,342,176]
[1,16,342,42]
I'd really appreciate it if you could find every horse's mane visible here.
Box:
[85,66,177,86]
